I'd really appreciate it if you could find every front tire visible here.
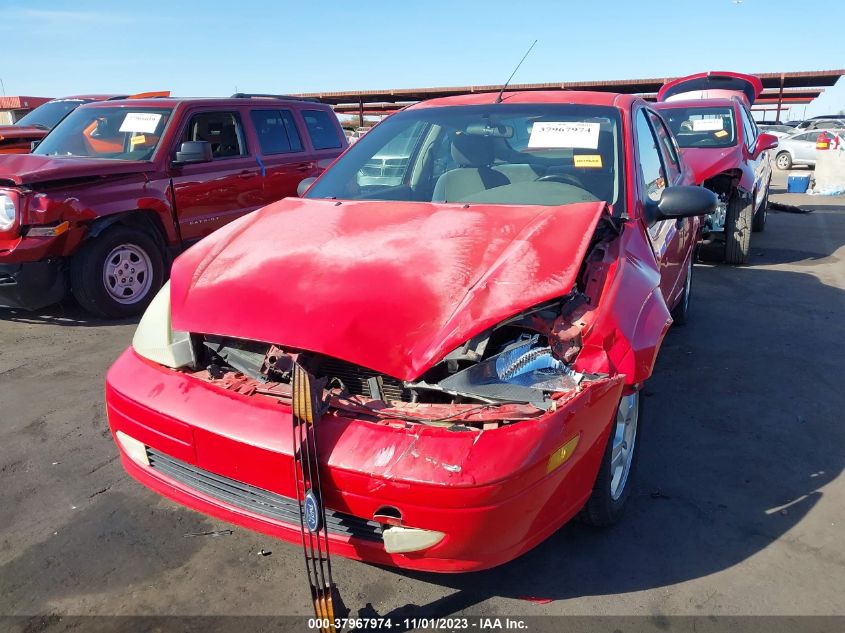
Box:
[581,391,641,527]
[70,225,164,319]
[724,195,753,265]
[775,151,792,170]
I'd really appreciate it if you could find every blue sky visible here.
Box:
[1,0,844,120]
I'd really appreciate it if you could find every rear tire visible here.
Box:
[724,195,753,265]
[752,187,769,233]
[581,392,641,527]
[70,225,164,319]
[775,151,792,170]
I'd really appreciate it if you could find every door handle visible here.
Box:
[295,164,312,172]
[238,170,254,179]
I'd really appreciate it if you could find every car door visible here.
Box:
[792,132,821,163]
[247,107,318,205]
[636,108,685,303]
[738,105,769,208]
[169,108,263,243]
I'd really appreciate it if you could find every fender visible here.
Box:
[574,223,672,386]
[85,210,172,265]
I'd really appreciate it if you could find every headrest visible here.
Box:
[451,133,495,167]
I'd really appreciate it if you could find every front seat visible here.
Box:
[432,134,509,202]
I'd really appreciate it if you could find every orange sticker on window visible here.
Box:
[714,130,728,138]
[574,154,602,168]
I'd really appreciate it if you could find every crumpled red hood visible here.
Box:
[0,153,155,186]
[679,145,744,184]
[170,197,609,380]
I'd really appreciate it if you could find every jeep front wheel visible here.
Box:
[70,225,164,318]
[724,195,753,265]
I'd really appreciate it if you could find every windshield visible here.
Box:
[306,104,624,210]
[15,99,91,130]
[33,107,172,160]
[659,106,737,148]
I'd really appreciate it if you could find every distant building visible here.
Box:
[0,96,52,125]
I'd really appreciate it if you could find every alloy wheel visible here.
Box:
[610,392,640,500]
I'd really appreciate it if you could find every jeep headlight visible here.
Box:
[132,281,196,369]
[0,193,15,230]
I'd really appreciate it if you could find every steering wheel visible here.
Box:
[536,173,583,187]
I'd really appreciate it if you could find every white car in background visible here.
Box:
[760,124,799,139]
[774,129,845,170]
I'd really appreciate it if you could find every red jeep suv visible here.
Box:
[0,95,346,317]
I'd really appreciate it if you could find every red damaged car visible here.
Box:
[0,93,168,154]
[654,72,778,264]
[106,91,715,572]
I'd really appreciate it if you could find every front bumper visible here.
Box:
[106,347,623,572]
[0,259,67,310]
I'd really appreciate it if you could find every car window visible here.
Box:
[357,120,427,187]
[305,103,625,212]
[796,132,821,143]
[635,110,666,206]
[647,111,680,182]
[16,99,91,129]
[181,111,246,159]
[250,109,303,155]
[738,106,756,149]
[33,107,172,160]
[659,106,737,148]
[302,109,343,150]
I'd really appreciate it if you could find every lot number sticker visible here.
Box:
[528,122,600,149]
[574,154,603,168]
[120,112,162,134]
[691,118,724,132]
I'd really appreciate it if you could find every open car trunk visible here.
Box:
[658,71,763,106]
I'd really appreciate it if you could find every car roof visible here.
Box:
[50,94,125,102]
[75,96,327,109]
[407,90,640,111]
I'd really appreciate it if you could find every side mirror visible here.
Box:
[753,133,778,157]
[650,186,717,220]
[297,176,317,197]
[174,140,213,165]
[30,140,40,151]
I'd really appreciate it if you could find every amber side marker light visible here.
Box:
[27,221,69,237]
[547,435,580,473]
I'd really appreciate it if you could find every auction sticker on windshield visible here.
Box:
[692,118,724,132]
[528,121,600,149]
[119,112,162,134]
[574,154,603,168]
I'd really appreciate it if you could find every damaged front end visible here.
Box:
[170,229,621,429]
[131,209,630,431]
[190,293,606,429]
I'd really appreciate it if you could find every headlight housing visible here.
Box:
[132,281,196,369]
[0,193,15,231]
